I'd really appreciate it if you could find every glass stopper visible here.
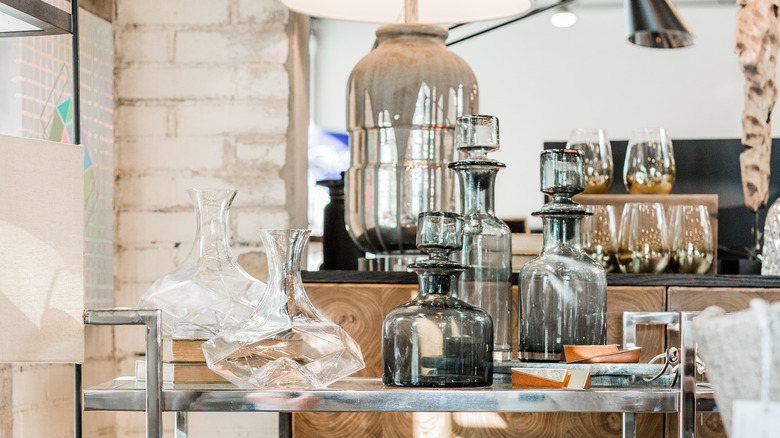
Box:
[540,149,585,205]
[456,115,500,159]
[417,211,463,261]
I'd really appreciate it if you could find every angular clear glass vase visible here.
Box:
[202,229,365,388]
[137,189,265,339]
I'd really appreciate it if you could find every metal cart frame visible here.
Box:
[80,310,714,438]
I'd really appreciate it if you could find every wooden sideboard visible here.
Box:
[295,272,780,438]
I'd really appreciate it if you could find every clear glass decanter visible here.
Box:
[202,229,365,388]
[763,198,780,275]
[449,115,512,361]
[382,212,493,387]
[137,189,265,339]
[518,150,607,361]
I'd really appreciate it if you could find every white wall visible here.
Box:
[312,4,752,225]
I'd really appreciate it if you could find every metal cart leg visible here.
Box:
[678,312,697,438]
[175,412,188,438]
[621,312,680,438]
[279,412,292,438]
[85,310,163,438]
[621,412,636,438]
[74,363,82,438]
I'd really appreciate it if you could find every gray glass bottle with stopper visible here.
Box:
[518,150,607,361]
[382,212,493,387]
[449,115,512,361]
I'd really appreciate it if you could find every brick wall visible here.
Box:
[113,0,308,436]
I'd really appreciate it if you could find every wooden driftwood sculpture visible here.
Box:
[736,0,780,211]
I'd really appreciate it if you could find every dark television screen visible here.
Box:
[544,139,780,258]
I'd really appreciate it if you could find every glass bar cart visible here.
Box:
[81,309,714,438]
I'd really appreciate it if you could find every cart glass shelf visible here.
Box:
[84,376,714,414]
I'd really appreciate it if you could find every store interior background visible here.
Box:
[0,0,776,436]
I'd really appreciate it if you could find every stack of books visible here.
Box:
[511,233,543,272]
[136,338,227,384]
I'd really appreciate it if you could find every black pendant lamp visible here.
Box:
[625,0,694,48]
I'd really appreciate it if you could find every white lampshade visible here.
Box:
[281,0,534,24]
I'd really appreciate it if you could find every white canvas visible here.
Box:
[0,135,84,363]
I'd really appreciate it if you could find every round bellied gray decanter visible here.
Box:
[382,212,493,387]
[518,150,608,361]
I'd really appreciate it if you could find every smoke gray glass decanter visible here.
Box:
[518,150,607,361]
[449,115,512,361]
[202,229,365,388]
[137,189,265,339]
[382,212,493,387]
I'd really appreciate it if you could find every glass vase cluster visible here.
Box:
[383,212,493,387]
[449,115,512,361]
[202,229,365,388]
[518,150,608,361]
[137,189,265,339]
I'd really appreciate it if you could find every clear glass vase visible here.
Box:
[382,212,493,387]
[137,189,265,339]
[202,229,365,388]
[518,150,607,361]
[449,115,512,361]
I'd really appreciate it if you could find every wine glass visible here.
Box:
[617,202,670,273]
[668,205,715,274]
[582,204,618,273]
[623,128,676,194]
[566,128,614,194]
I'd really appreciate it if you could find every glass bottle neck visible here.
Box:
[189,189,236,265]
[456,165,499,217]
[261,230,308,298]
[542,216,584,252]
[415,269,459,298]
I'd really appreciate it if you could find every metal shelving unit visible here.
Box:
[82,310,715,438]
[1,2,82,437]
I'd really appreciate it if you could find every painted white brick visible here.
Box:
[11,365,46,409]
[235,64,289,100]
[116,412,147,438]
[118,65,236,100]
[115,29,170,63]
[175,30,288,64]
[232,177,287,207]
[114,326,147,358]
[16,404,73,438]
[235,210,289,242]
[118,173,233,210]
[176,101,289,137]
[236,140,286,170]
[118,211,196,244]
[115,246,180,284]
[85,326,115,361]
[189,412,278,437]
[116,105,169,138]
[236,0,289,25]
[117,137,226,172]
[116,0,230,27]
[115,282,153,308]
[45,365,73,403]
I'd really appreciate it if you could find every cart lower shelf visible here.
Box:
[84,377,715,414]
